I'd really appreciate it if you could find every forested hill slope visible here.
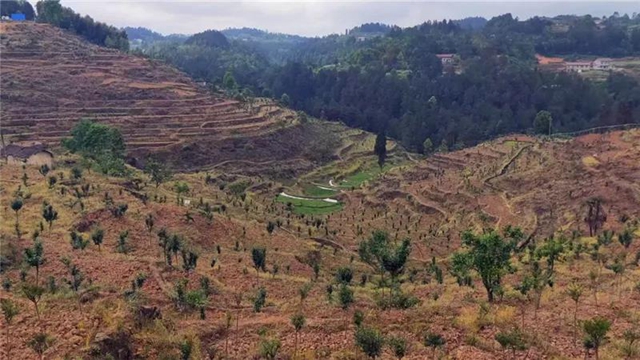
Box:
[0,21,328,175]
[141,13,640,154]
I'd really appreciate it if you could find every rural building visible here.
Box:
[436,54,456,65]
[565,61,594,72]
[1,142,54,167]
[565,58,614,72]
[593,58,612,70]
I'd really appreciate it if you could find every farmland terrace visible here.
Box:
[0,22,297,170]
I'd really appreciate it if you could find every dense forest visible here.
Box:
[128,13,640,152]
[35,0,129,51]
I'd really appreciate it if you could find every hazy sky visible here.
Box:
[45,1,639,36]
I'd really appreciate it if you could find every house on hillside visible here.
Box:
[1,142,54,167]
[436,54,456,65]
[565,58,614,72]
[593,58,612,70]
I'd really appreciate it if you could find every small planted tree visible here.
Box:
[69,231,89,250]
[28,332,55,360]
[42,203,58,232]
[355,326,385,359]
[388,336,408,359]
[24,240,46,285]
[291,313,306,358]
[1,299,19,357]
[47,176,57,189]
[299,282,313,309]
[22,283,45,321]
[38,164,50,178]
[583,317,611,360]
[253,287,267,312]
[251,247,267,284]
[424,332,446,360]
[450,229,517,302]
[11,198,23,238]
[144,158,172,187]
[338,284,354,310]
[495,329,526,360]
[618,228,634,250]
[335,267,354,285]
[174,181,189,205]
[91,227,104,251]
[185,290,208,319]
[145,214,154,233]
[567,282,583,344]
[116,230,129,254]
[259,337,281,360]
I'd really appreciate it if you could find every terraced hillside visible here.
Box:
[0,22,298,170]
[290,131,640,262]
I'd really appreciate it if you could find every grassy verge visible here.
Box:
[302,184,338,197]
[335,162,393,188]
[276,194,343,215]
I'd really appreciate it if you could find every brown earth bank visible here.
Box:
[1,129,639,360]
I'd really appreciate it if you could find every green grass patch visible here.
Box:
[302,184,338,197]
[276,194,343,215]
[336,162,393,188]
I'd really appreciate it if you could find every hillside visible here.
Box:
[0,22,321,175]
[1,125,639,359]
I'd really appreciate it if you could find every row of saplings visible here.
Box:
[4,177,639,359]
[134,222,639,359]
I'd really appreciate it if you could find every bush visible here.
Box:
[258,337,281,360]
[253,287,267,312]
[376,287,419,310]
[338,284,354,310]
[335,267,353,285]
[355,326,384,359]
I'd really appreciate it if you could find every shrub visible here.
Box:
[258,337,280,360]
[355,326,384,359]
[253,287,267,312]
[495,329,526,357]
[338,284,354,310]
[335,267,353,285]
[387,336,408,359]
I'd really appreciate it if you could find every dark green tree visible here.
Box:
[533,110,553,135]
[374,130,387,169]
[251,247,267,284]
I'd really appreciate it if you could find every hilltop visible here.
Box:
[0,22,334,176]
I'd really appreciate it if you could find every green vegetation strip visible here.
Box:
[303,184,338,197]
[276,194,342,215]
